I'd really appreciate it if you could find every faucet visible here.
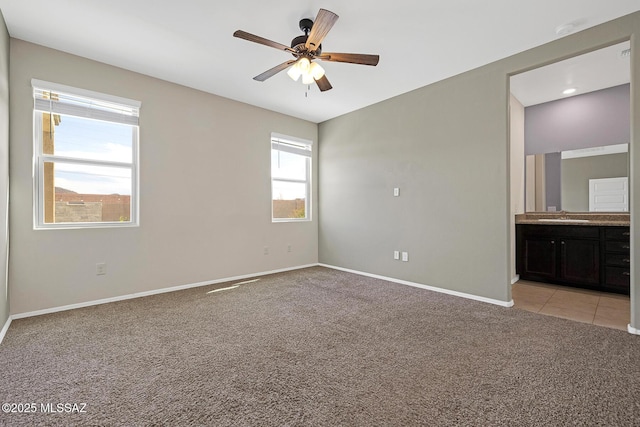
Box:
[559,210,567,219]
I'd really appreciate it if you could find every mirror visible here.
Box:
[510,41,630,213]
[525,144,628,212]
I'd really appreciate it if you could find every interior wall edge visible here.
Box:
[0,7,10,337]
[0,314,10,346]
[629,30,639,330]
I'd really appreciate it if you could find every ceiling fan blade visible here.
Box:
[315,75,332,92]
[305,9,339,52]
[318,52,380,66]
[253,60,297,82]
[234,30,295,53]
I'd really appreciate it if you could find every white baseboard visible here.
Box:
[8,263,637,339]
[319,263,514,308]
[11,263,318,321]
[511,275,520,285]
[0,315,11,346]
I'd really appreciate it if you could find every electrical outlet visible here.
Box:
[394,188,400,197]
[263,246,269,255]
[96,263,107,275]
[401,252,409,262]
[393,250,400,260]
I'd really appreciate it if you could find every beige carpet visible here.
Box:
[1,266,639,426]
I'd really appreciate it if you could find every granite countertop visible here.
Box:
[515,212,630,227]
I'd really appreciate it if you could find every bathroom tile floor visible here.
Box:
[512,280,630,331]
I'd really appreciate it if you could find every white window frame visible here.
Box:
[271,132,312,222]
[32,79,141,230]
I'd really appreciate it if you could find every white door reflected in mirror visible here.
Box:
[589,177,628,212]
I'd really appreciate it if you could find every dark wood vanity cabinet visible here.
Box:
[516,224,628,295]
[520,236,557,280]
[559,237,600,286]
[602,227,631,293]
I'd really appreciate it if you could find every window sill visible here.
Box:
[34,222,140,231]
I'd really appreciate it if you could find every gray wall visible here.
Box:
[525,84,630,156]
[9,40,318,314]
[0,11,8,329]
[319,64,511,302]
[562,153,628,211]
[319,11,640,324]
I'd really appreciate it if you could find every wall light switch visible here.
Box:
[394,250,400,260]
[96,263,107,275]
[401,252,409,262]
[393,188,400,197]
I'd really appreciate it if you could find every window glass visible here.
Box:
[271,149,307,181]
[53,115,133,163]
[33,81,140,228]
[272,181,307,219]
[271,134,311,222]
[52,161,132,196]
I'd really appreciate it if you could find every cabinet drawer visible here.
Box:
[604,266,630,292]
[604,227,630,241]
[605,253,631,267]
[605,241,631,253]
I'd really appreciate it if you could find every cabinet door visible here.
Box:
[603,267,630,294]
[560,239,600,286]
[523,238,556,279]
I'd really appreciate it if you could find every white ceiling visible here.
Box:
[511,41,631,107]
[0,1,638,123]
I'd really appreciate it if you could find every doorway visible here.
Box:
[509,41,632,330]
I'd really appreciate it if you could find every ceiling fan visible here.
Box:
[233,8,379,92]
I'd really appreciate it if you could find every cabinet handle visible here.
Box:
[551,240,555,244]
[623,259,630,263]
[561,241,565,245]
[623,272,631,276]
[623,232,630,236]
[622,245,630,249]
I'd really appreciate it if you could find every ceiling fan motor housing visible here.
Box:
[299,18,313,34]
[291,18,321,55]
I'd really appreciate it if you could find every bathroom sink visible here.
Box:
[538,218,590,223]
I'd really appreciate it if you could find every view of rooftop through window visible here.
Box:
[43,114,134,223]
[34,83,139,227]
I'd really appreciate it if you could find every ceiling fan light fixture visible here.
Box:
[287,57,312,82]
[310,62,325,80]
[301,72,315,85]
[287,64,302,81]
[289,58,324,85]
[298,57,311,72]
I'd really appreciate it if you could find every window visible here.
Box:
[271,133,312,221]
[32,80,140,229]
